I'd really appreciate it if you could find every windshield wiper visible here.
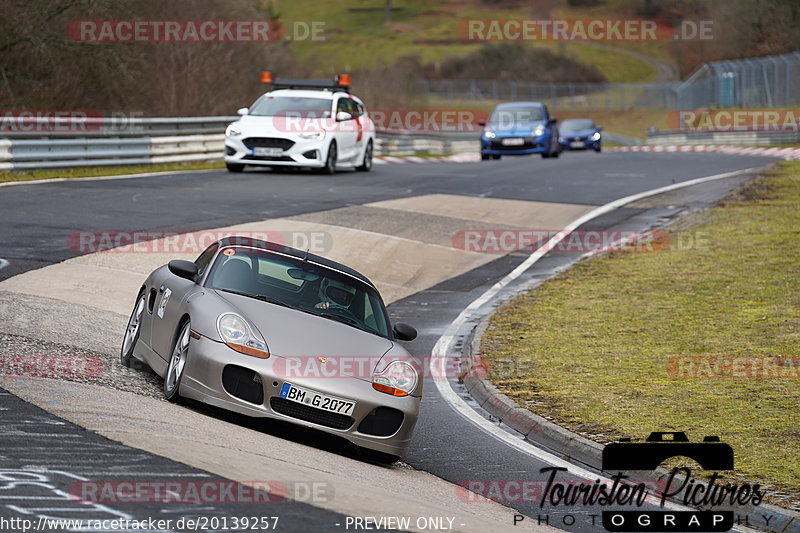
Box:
[315,312,378,336]
[217,289,293,309]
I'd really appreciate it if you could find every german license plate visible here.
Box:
[279,383,355,415]
[570,141,585,148]
[253,147,283,157]
[501,138,525,146]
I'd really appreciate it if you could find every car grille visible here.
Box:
[242,137,295,150]
[269,397,354,430]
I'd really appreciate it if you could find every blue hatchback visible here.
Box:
[558,118,603,152]
[480,102,561,160]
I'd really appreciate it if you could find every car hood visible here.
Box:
[487,120,546,137]
[215,290,395,359]
[562,128,597,138]
[234,114,333,135]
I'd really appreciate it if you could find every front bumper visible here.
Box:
[224,135,328,168]
[480,136,547,155]
[180,334,421,457]
[560,137,601,150]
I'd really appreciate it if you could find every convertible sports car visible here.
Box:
[120,236,419,463]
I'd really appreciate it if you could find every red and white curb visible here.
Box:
[375,145,800,164]
[610,144,800,160]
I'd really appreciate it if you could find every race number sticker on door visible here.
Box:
[157,288,172,319]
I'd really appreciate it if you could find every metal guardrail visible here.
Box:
[0,116,645,170]
[0,116,238,138]
[0,117,234,170]
[647,129,800,146]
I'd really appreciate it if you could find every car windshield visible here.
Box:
[561,119,596,133]
[206,247,391,338]
[490,105,545,126]
[248,96,333,118]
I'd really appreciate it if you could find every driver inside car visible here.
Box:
[314,278,357,311]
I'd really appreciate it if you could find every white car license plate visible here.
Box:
[253,147,284,157]
[570,141,585,148]
[279,383,355,415]
[501,138,525,146]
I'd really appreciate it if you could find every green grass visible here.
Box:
[0,161,224,184]
[278,0,657,83]
[481,162,800,504]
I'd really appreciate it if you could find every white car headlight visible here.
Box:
[533,126,545,137]
[225,124,242,137]
[372,360,418,397]
[483,130,496,139]
[298,131,326,140]
[590,132,601,141]
[217,313,269,359]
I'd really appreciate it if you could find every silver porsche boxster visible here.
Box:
[121,236,420,462]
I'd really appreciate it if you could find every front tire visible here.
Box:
[163,320,191,402]
[356,140,373,172]
[226,162,244,173]
[120,291,146,368]
[542,135,558,158]
[320,142,337,174]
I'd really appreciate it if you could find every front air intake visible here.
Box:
[222,365,264,405]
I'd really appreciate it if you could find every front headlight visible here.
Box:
[590,132,601,141]
[217,313,269,359]
[533,126,545,137]
[483,130,496,139]
[298,131,326,140]
[372,360,418,397]
[225,124,242,137]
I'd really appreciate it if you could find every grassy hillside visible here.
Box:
[277,0,658,83]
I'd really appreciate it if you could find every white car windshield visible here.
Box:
[248,96,332,118]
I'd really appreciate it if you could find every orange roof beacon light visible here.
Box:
[336,73,351,87]
[260,71,273,84]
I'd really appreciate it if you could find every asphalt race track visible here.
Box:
[0,151,779,532]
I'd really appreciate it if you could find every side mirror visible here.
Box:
[548,117,558,125]
[597,126,604,131]
[237,107,248,116]
[477,120,487,127]
[336,111,353,122]
[393,322,417,342]
[168,260,199,282]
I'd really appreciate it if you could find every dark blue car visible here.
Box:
[558,118,603,152]
[480,102,561,160]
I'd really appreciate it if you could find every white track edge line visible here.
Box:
[431,166,762,483]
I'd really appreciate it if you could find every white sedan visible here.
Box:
[224,79,375,174]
